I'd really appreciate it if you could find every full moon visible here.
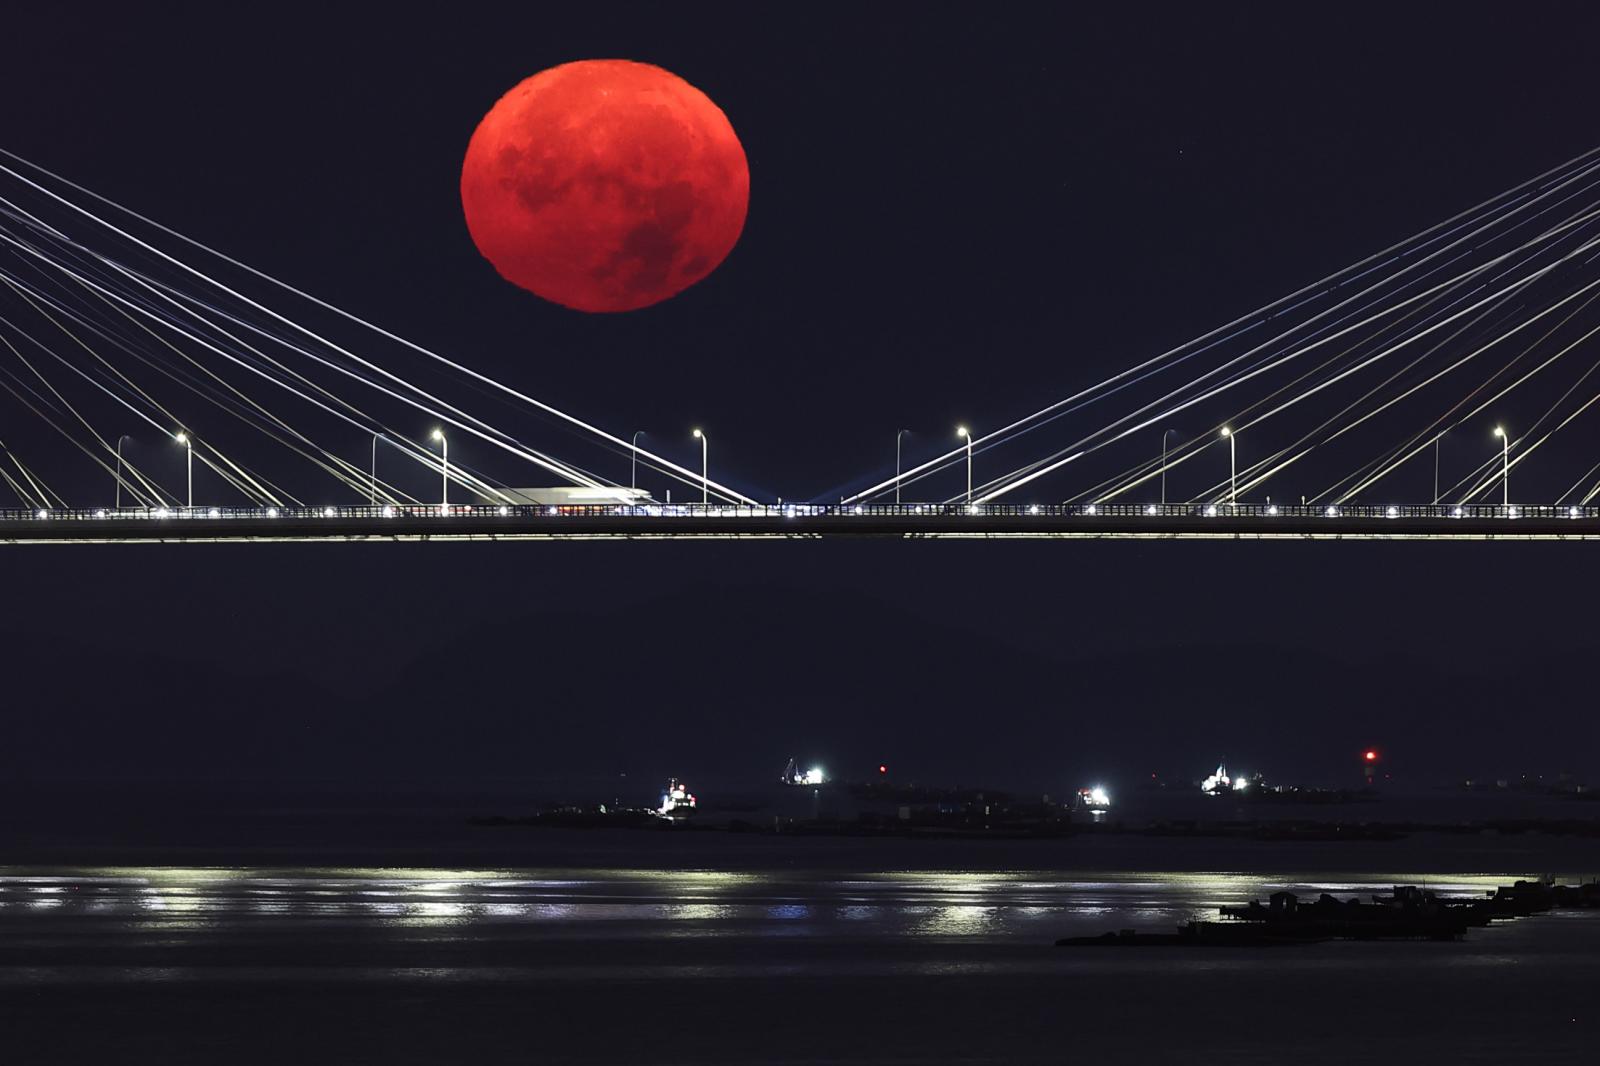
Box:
[460,60,750,313]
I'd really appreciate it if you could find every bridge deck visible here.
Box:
[2,504,1598,542]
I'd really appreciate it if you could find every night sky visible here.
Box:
[3,3,1598,795]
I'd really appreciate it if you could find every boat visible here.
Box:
[1073,786,1111,812]
[657,778,697,818]
[780,758,825,787]
[1200,761,1250,796]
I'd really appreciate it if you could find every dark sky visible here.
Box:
[2,2,1598,794]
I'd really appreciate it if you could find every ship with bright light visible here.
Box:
[1200,762,1253,796]
[780,758,826,787]
[1074,786,1111,812]
[657,778,697,819]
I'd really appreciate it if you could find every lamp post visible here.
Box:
[1493,426,1509,506]
[1433,433,1444,506]
[1220,427,1236,511]
[174,431,192,507]
[631,430,645,493]
[370,432,384,506]
[430,428,448,506]
[692,428,707,504]
[115,434,131,508]
[896,429,911,505]
[957,425,973,505]
[1161,428,1176,507]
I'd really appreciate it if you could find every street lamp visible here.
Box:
[895,429,910,506]
[631,430,646,493]
[1433,432,1445,506]
[1493,426,1509,506]
[370,432,385,506]
[174,431,192,508]
[115,434,131,508]
[1220,426,1236,511]
[692,428,707,504]
[956,426,973,505]
[1161,428,1176,507]
[430,428,448,506]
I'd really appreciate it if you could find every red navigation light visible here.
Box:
[878,764,888,775]
[1364,750,1379,762]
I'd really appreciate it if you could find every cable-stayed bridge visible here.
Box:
[4,144,1600,544]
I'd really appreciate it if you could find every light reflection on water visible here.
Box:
[915,904,1000,936]
[0,865,1592,995]
[0,866,1559,947]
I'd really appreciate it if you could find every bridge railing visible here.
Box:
[0,502,1595,522]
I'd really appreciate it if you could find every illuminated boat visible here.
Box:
[1200,761,1251,796]
[780,758,826,787]
[657,778,697,818]
[1074,786,1111,811]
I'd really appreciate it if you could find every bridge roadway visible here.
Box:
[3,502,1600,543]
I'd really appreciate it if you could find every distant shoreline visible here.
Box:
[5,825,1600,878]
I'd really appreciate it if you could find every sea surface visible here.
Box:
[1,854,1596,1064]
[2,785,1596,1062]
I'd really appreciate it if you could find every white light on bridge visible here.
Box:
[1085,504,1097,516]
[497,506,509,516]
[382,506,395,518]
[1144,505,1157,516]
[94,509,106,519]
[208,508,221,518]
[323,507,336,518]
[155,508,170,519]
[1204,505,1217,517]
[1266,505,1279,516]
[1029,505,1040,515]
[35,509,47,519]
[1508,507,1520,519]
[1386,506,1398,519]
[1570,507,1581,519]
[1325,506,1340,518]
[1452,507,1464,518]
[267,507,279,518]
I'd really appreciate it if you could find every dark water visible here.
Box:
[2,860,1596,1064]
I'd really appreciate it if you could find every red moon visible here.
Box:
[460,60,750,313]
